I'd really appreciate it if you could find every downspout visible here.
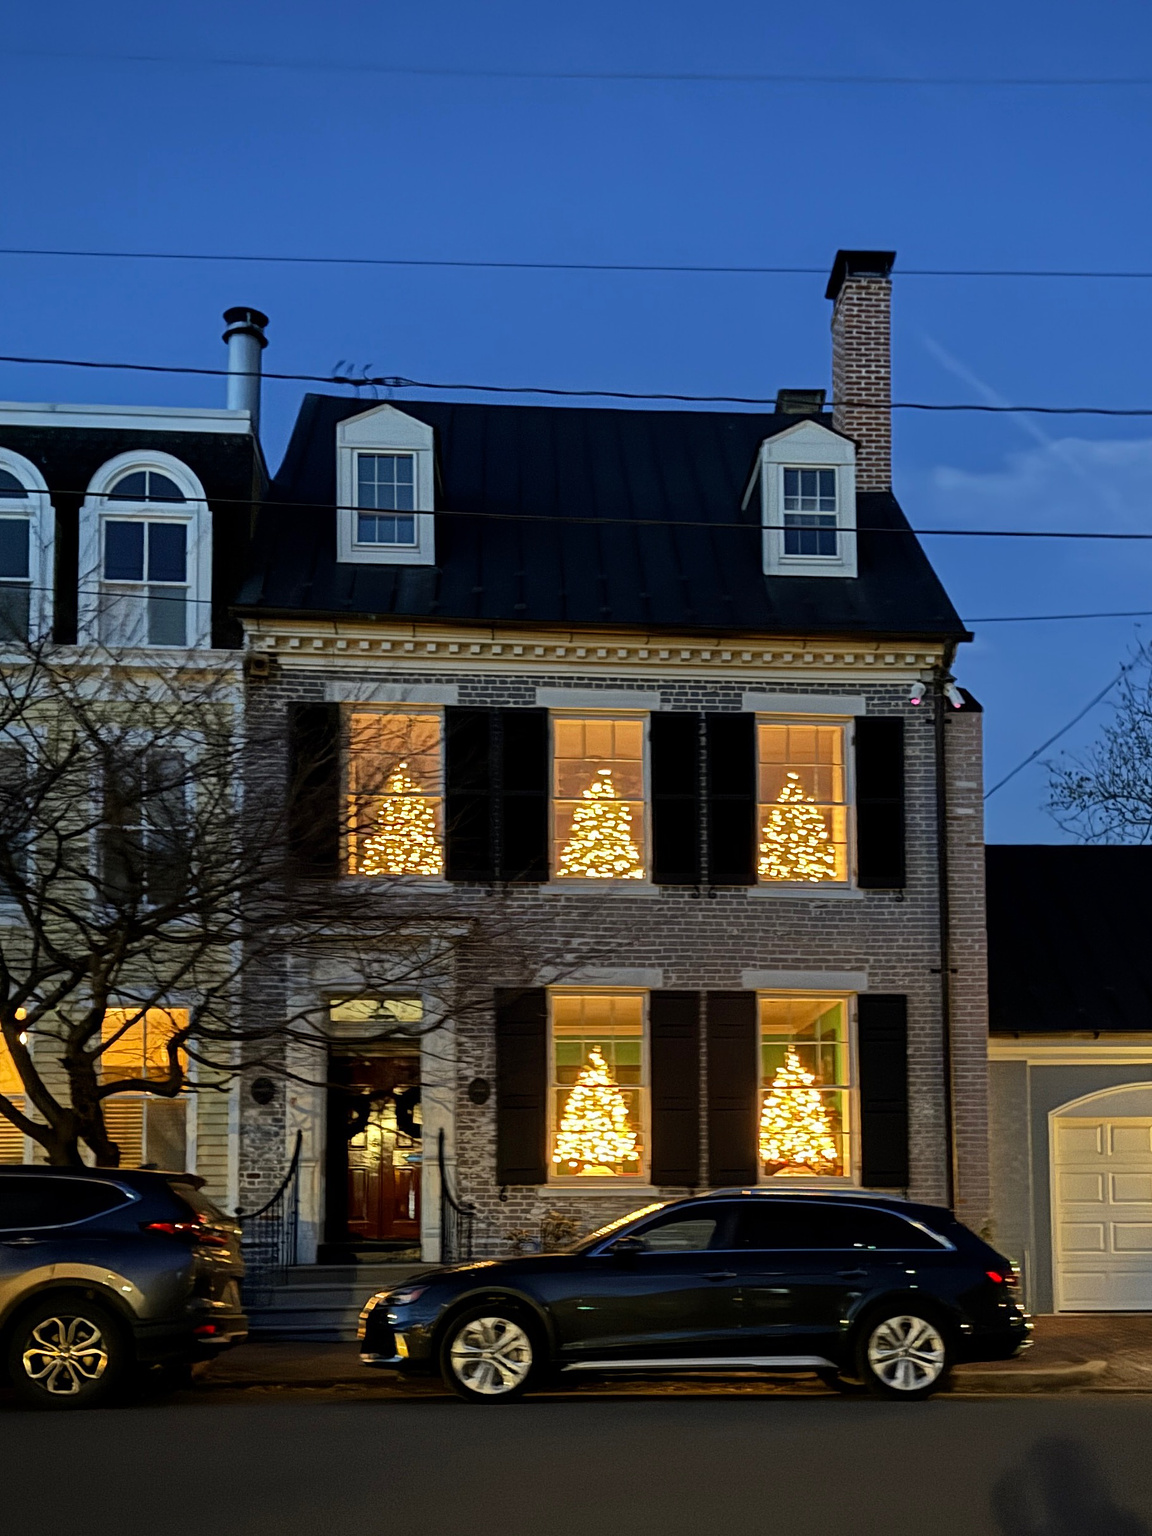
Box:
[933,649,958,1210]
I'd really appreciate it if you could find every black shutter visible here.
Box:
[706,714,756,885]
[287,702,341,876]
[499,709,549,882]
[858,994,909,1188]
[445,708,495,881]
[706,992,759,1186]
[651,715,702,885]
[649,992,701,1186]
[495,988,548,1185]
[855,717,906,889]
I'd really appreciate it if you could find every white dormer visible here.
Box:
[745,420,857,579]
[336,404,436,567]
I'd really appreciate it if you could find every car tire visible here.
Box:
[439,1304,541,1404]
[855,1308,952,1401]
[7,1294,130,1411]
[815,1368,869,1395]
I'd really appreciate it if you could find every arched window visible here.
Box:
[0,450,53,643]
[78,453,211,649]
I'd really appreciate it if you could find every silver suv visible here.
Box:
[0,1165,246,1408]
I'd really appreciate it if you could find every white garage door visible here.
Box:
[1054,1117,1152,1310]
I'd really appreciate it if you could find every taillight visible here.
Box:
[987,1269,1018,1288]
[142,1220,230,1249]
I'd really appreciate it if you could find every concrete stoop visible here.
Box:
[246,1263,430,1342]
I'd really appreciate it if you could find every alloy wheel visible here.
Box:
[866,1315,947,1393]
[21,1315,110,1397]
[449,1316,533,1396]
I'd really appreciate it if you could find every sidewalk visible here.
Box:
[194,1315,1152,1395]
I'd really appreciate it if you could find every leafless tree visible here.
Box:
[1047,645,1152,841]
[0,638,586,1167]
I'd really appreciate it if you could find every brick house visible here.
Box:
[232,249,990,1267]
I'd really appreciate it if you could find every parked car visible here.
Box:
[0,1166,247,1408]
[360,1190,1030,1402]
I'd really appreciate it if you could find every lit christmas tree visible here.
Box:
[759,1047,840,1175]
[553,1045,640,1176]
[360,762,444,876]
[557,769,643,879]
[758,772,839,883]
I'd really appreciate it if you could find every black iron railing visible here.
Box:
[239,1129,302,1308]
[438,1128,476,1263]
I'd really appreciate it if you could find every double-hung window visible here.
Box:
[99,1007,189,1170]
[552,716,647,880]
[100,751,187,906]
[100,471,189,647]
[346,711,444,877]
[757,719,849,885]
[549,992,647,1183]
[0,1029,26,1162]
[355,453,417,547]
[783,468,838,557]
[758,995,852,1181]
[0,471,32,641]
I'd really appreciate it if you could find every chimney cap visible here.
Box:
[825,250,896,302]
[775,388,827,416]
[222,306,269,345]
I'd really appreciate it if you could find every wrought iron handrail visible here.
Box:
[239,1129,303,1306]
[438,1128,476,1264]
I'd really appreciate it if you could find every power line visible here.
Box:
[6,246,1152,279]
[970,609,1152,624]
[984,664,1133,799]
[6,47,1152,89]
[4,350,1152,416]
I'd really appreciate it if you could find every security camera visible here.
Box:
[909,681,927,706]
[944,682,965,710]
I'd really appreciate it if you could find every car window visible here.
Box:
[630,1208,729,1252]
[736,1202,941,1251]
[0,1176,132,1231]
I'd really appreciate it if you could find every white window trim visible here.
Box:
[0,447,54,645]
[748,421,857,579]
[755,714,856,891]
[756,990,859,1188]
[546,987,651,1189]
[548,708,653,888]
[336,405,436,567]
[78,450,212,649]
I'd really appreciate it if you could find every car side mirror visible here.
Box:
[608,1235,644,1258]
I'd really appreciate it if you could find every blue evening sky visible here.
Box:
[3,0,1151,842]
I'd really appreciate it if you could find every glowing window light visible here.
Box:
[556,768,644,879]
[758,772,839,883]
[360,762,445,877]
[758,1046,841,1176]
[552,1045,640,1176]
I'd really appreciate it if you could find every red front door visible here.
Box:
[343,1052,421,1243]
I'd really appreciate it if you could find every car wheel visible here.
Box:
[440,1305,539,1403]
[815,1368,869,1395]
[7,1296,129,1410]
[856,1310,951,1401]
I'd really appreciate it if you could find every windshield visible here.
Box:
[570,1202,667,1253]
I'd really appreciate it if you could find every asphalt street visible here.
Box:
[4,1392,1152,1536]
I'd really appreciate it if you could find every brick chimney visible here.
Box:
[826,250,896,492]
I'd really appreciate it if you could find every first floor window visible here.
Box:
[356,453,417,546]
[783,467,838,557]
[550,992,647,1181]
[99,1007,190,1170]
[0,1028,25,1163]
[347,711,444,877]
[99,518,188,647]
[759,995,851,1180]
[757,720,848,884]
[552,715,646,880]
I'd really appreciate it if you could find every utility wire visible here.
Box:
[4,350,1152,416]
[984,664,1133,799]
[6,246,1152,279]
[5,47,1152,88]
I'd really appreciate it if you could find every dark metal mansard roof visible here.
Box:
[987,845,1152,1034]
[235,395,968,640]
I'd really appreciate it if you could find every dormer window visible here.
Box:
[337,405,435,567]
[0,451,53,643]
[748,421,857,579]
[78,453,212,650]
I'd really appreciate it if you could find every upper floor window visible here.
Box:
[0,451,53,643]
[552,715,646,881]
[757,720,848,885]
[78,453,211,650]
[337,405,435,567]
[346,710,445,878]
[783,468,838,557]
[750,420,856,579]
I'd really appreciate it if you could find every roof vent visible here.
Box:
[222,306,269,435]
[775,389,827,416]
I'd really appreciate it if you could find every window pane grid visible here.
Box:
[347,711,444,877]
[552,716,646,880]
[783,468,838,556]
[759,997,851,1180]
[550,993,647,1181]
[757,721,848,884]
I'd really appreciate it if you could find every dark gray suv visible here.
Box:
[0,1165,247,1408]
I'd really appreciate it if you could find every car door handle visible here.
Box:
[3,1236,42,1247]
[704,1271,737,1281]
[837,1268,869,1280]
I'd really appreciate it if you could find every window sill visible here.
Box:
[747,885,864,901]
[540,881,662,897]
[539,1184,663,1196]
